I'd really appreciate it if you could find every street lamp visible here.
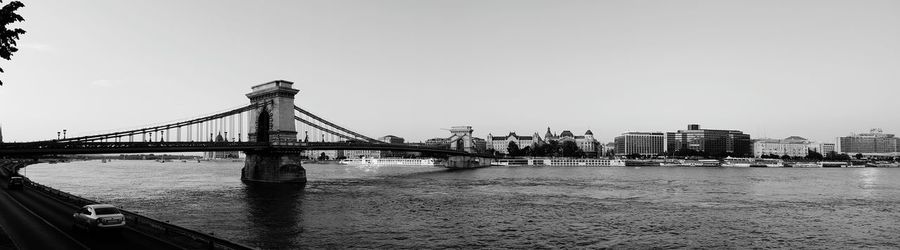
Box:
[63,129,66,139]
[57,131,60,140]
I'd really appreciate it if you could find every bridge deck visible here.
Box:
[0,142,487,157]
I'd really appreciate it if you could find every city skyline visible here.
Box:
[2,1,900,143]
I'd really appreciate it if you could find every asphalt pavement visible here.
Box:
[0,162,183,250]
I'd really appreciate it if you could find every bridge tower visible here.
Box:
[446,126,494,168]
[242,80,306,184]
[448,126,476,153]
[246,80,299,142]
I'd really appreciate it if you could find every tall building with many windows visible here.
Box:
[836,129,899,154]
[614,132,665,156]
[818,143,836,155]
[666,124,751,157]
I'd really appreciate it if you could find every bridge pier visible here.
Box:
[241,152,306,184]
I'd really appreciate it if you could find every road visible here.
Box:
[0,163,183,250]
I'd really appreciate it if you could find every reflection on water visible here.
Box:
[242,183,305,248]
[24,161,900,249]
[857,168,879,198]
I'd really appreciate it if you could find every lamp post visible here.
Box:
[57,131,60,140]
[63,129,66,139]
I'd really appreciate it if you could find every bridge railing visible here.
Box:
[24,179,256,250]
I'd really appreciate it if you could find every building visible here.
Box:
[604,142,616,156]
[614,132,666,156]
[486,132,543,154]
[544,128,600,157]
[818,143,836,155]
[425,138,449,148]
[666,124,751,157]
[472,137,487,152]
[836,129,899,154]
[752,136,816,158]
[379,135,405,144]
[204,133,241,159]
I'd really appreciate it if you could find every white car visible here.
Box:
[72,204,126,231]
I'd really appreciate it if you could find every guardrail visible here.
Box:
[24,180,255,250]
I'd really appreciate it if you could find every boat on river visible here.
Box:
[494,158,626,167]
[339,158,442,166]
[722,157,784,167]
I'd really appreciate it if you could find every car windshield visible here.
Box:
[94,207,120,215]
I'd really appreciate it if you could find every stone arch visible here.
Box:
[256,106,271,142]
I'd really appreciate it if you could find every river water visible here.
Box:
[24,160,900,249]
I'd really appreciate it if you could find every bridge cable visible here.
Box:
[293,106,381,143]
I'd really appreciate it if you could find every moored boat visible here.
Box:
[339,157,442,166]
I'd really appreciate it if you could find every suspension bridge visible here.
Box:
[0,80,493,184]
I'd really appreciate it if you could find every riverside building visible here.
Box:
[836,129,900,155]
[378,135,405,144]
[753,136,822,158]
[614,132,665,156]
[486,132,543,154]
[486,128,600,156]
[544,128,600,157]
[204,133,241,159]
[666,124,751,157]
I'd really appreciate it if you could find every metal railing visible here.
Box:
[25,180,256,250]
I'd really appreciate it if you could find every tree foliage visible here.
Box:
[561,141,580,157]
[507,141,520,157]
[0,0,25,85]
[824,151,850,161]
[805,150,824,160]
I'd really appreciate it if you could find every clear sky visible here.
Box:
[1,0,899,143]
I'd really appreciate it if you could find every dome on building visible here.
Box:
[559,130,574,137]
[783,136,808,143]
[585,130,593,135]
[784,136,807,141]
[215,133,225,142]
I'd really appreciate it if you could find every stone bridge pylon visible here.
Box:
[241,80,306,184]
[448,126,476,153]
